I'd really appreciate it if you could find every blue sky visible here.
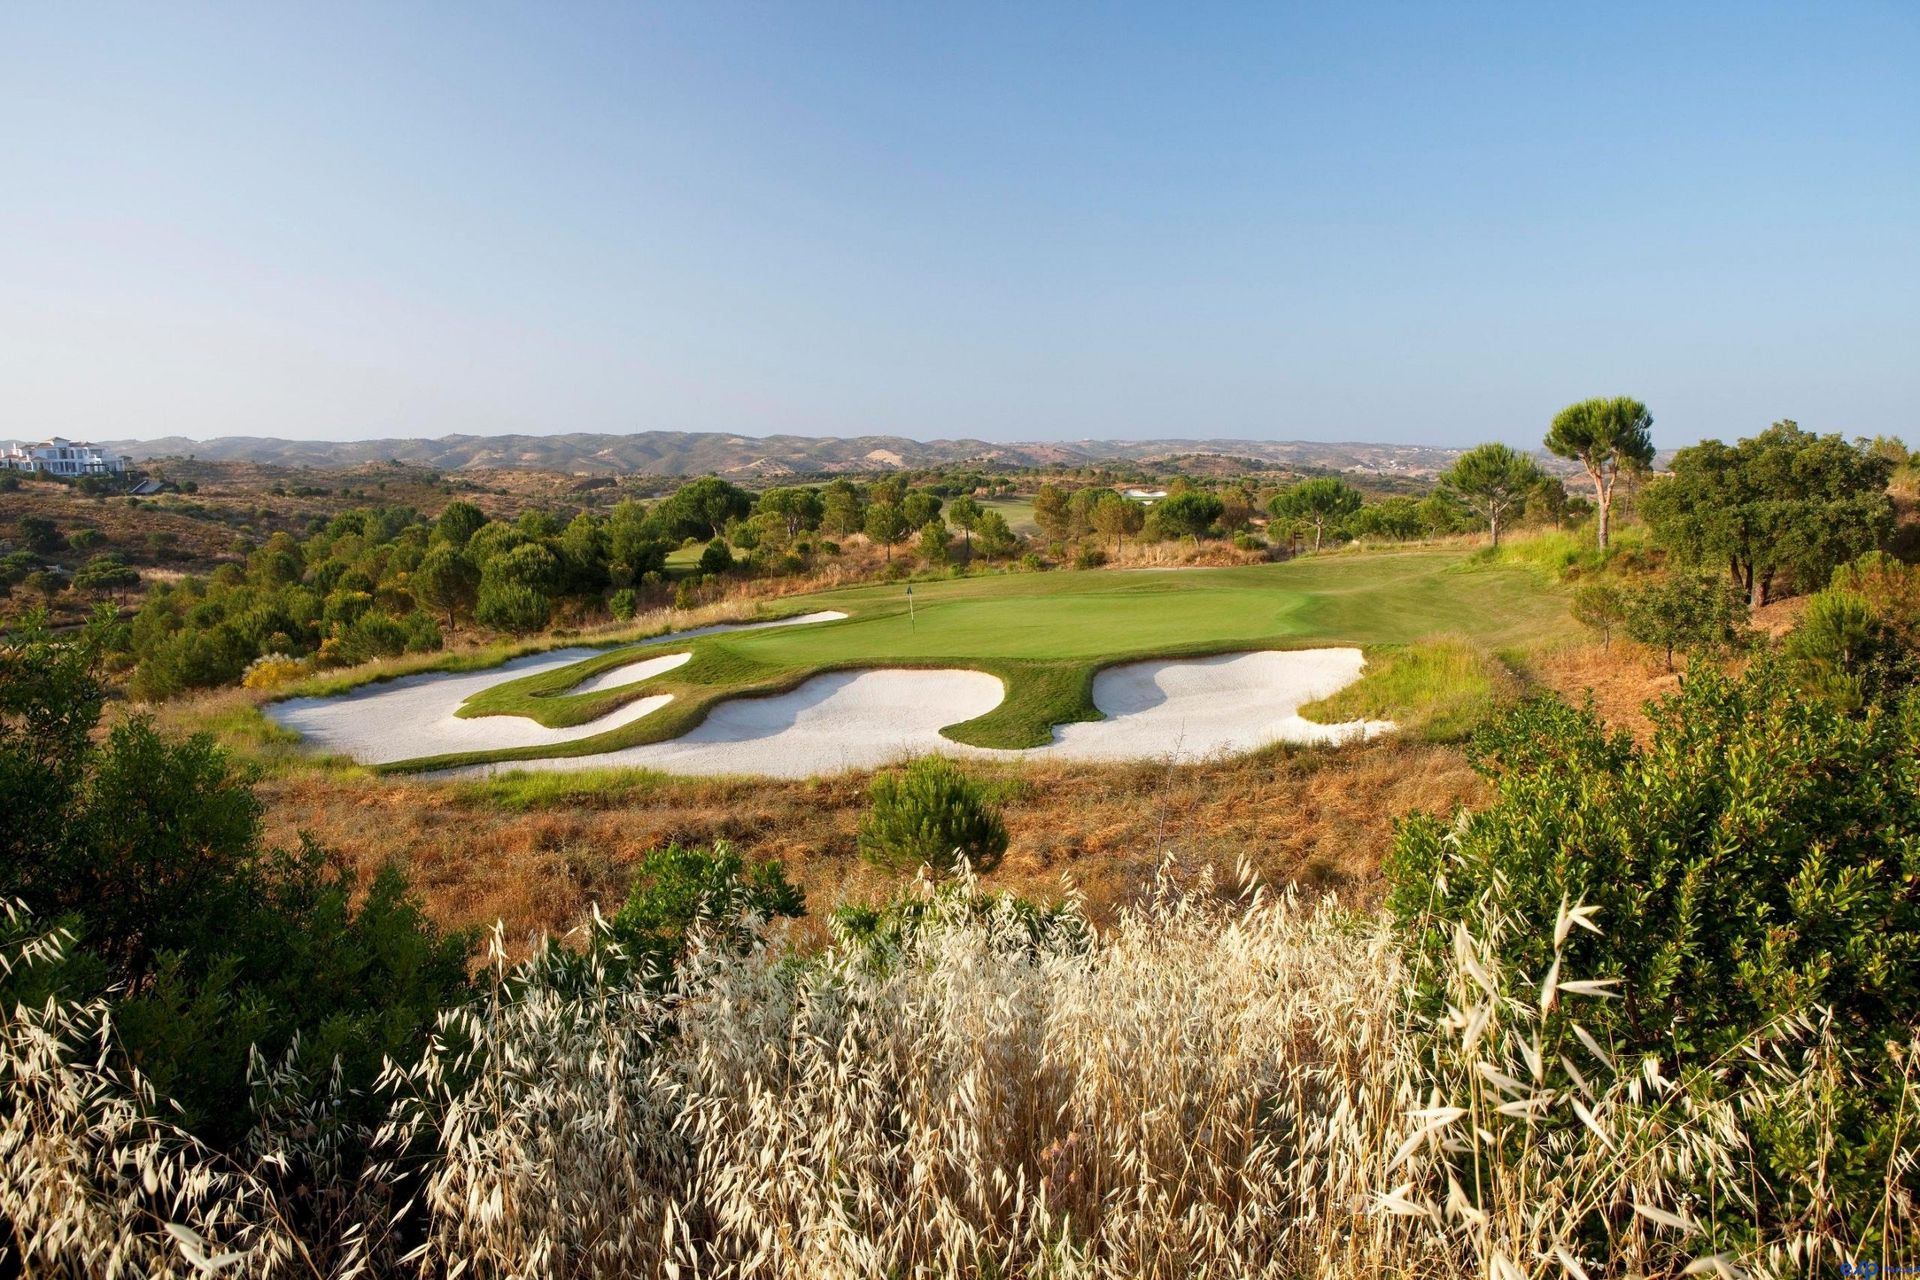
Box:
[2,3,1914,448]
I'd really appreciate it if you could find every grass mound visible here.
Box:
[1300,635,1518,741]
[1466,526,1651,582]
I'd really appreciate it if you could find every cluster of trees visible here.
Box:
[128,505,447,700]
[1644,418,1893,606]
[118,474,1046,698]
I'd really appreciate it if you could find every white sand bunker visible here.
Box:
[268,649,684,765]
[265,610,848,765]
[449,648,1391,780]
[1045,649,1392,761]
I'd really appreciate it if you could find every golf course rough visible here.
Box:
[269,550,1574,774]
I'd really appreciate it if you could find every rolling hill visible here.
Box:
[103,429,1486,478]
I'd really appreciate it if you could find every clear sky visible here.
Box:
[2,3,1915,448]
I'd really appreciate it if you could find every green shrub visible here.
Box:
[1389,665,1920,1233]
[1782,588,1917,713]
[609,587,638,620]
[1623,572,1751,668]
[859,756,1009,873]
[0,615,471,1144]
[607,841,804,984]
[1568,581,1625,646]
[475,581,551,633]
[698,538,734,575]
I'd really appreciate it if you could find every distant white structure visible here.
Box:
[1,438,132,476]
[1121,487,1168,503]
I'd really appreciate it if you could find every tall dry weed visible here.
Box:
[1,871,1902,1276]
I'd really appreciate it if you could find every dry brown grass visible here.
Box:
[250,740,1483,949]
[1528,642,1680,740]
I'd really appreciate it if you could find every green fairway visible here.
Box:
[386,549,1571,773]
[979,495,1039,536]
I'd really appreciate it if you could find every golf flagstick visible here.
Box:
[907,583,914,631]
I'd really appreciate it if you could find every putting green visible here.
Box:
[373,549,1569,773]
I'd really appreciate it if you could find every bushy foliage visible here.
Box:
[1390,666,1920,1233]
[1782,589,1917,713]
[1146,489,1225,540]
[1783,551,1920,713]
[607,841,805,984]
[1644,419,1893,605]
[1268,477,1362,550]
[1622,571,1751,668]
[474,579,551,633]
[0,616,471,1145]
[1569,581,1625,645]
[859,755,1009,872]
[697,536,735,575]
[1345,495,1427,541]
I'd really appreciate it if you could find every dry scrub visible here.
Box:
[234,740,1481,944]
[4,871,1893,1277]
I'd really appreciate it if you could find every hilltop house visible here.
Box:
[1,438,132,476]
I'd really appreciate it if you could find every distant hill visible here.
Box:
[103,430,1491,479]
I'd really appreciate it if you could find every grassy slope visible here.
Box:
[374,550,1570,772]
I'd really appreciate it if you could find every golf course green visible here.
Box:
[387,549,1570,772]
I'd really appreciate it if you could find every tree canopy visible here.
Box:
[1642,420,1892,606]
[1439,444,1545,548]
[1544,396,1655,548]
[1268,478,1362,551]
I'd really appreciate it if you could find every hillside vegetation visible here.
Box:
[3,618,1912,1274]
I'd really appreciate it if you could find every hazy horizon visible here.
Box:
[4,4,1915,450]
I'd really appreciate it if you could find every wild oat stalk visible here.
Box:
[0,872,1907,1277]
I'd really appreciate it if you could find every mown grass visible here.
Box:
[374,549,1573,772]
[1299,635,1520,742]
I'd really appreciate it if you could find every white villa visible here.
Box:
[1,438,132,476]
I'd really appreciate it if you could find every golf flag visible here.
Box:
[906,583,914,629]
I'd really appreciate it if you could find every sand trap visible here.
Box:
[1045,650,1391,761]
[265,610,848,764]
[428,648,1391,780]
[618,609,847,645]
[568,651,691,695]
[269,649,675,765]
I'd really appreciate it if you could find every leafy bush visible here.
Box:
[1782,589,1917,713]
[608,587,637,620]
[1783,552,1920,713]
[607,841,804,984]
[0,615,471,1146]
[858,756,1008,873]
[1622,572,1750,668]
[1390,665,1920,1232]
[1568,581,1625,646]
[698,538,734,575]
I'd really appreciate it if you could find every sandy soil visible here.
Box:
[569,652,692,695]
[266,611,845,764]
[271,650,681,764]
[376,648,1392,780]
